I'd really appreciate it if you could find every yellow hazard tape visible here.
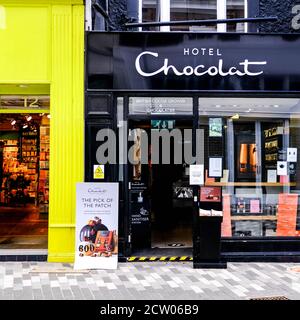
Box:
[179,256,187,261]
[127,256,193,262]
[149,257,157,261]
[139,257,147,261]
[128,257,137,262]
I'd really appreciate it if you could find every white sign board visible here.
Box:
[74,183,119,270]
[267,170,277,183]
[189,164,204,185]
[277,161,288,176]
[209,157,223,178]
[287,148,297,162]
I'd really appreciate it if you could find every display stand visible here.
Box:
[193,186,227,269]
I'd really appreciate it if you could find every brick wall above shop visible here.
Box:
[259,0,300,33]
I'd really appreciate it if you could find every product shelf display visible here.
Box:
[20,129,39,201]
[0,114,50,213]
[199,107,300,239]
[38,121,50,214]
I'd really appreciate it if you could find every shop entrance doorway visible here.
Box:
[0,113,49,249]
[129,119,194,253]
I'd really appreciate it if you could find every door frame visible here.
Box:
[121,94,199,256]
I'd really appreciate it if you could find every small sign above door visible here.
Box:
[151,120,175,129]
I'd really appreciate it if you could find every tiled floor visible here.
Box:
[0,205,48,249]
[0,262,300,300]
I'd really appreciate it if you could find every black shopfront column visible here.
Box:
[85,93,128,260]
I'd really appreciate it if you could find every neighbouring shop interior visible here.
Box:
[0,98,50,249]
[124,97,300,254]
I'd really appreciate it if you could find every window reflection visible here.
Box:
[227,0,245,32]
[170,0,217,31]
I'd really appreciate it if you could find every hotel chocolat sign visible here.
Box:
[87,32,300,92]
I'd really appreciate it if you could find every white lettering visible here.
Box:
[183,48,190,55]
[239,59,267,76]
[292,5,300,30]
[192,48,199,56]
[135,51,165,77]
[135,51,267,78]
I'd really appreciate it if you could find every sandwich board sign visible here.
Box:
[74,182,119,270]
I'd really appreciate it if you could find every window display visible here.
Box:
[199,97,300,238]
[38,119,50,213]
[0,114,49,213]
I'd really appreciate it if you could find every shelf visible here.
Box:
[231,215,277,221]
[205,182,297,187]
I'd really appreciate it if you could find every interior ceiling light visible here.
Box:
[26,115,32,121]
[23,124,28,129]
[11,120,16,126]
[274,105,279,108]
[47,114,51,119]
[231,113,240,120]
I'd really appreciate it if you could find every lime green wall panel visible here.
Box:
[0,2,84,262]
[0,5,50,82]
[48,4,84,263]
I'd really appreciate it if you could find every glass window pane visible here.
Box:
[199,97,300,238]
[170,0,217,32]
[142,0,158,30]
[227,0,245,32]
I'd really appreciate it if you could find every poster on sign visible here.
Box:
[74,183,119,270]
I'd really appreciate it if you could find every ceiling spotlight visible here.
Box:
[273,105,279,108]
[231,114,240,120]
[26,115,32,122]
[11,120,16,126]
[47,114,51,119]
[23,124,28,129]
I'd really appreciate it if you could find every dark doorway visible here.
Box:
[129,119,194,252]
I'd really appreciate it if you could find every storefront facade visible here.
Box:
[0,0,84,262]
[86,31,300,261]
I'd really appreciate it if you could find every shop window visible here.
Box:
[199,97,300,238]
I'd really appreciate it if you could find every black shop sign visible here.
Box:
[87,32,300,92]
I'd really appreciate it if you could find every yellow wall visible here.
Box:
[0,1,84,262]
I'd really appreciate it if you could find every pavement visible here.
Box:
[0,261,300,300]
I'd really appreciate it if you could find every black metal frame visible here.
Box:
[124,17,278,29]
